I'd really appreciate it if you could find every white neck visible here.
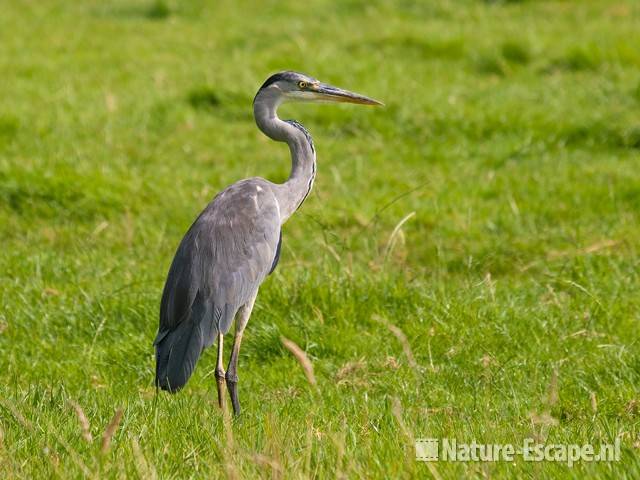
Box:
[253,91,317,223]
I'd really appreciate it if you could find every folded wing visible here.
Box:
[154,179,281,391]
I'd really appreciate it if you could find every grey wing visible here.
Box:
[154,180,281,391]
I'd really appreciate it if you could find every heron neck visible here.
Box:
[253,97,317,223]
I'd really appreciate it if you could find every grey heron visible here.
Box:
[154,71,382,415]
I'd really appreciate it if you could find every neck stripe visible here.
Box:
[285,120,316,210]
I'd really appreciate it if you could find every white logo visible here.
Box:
[416,438,621,466]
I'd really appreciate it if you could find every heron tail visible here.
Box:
[154,318,204,392]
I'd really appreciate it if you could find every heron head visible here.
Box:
[257,71,383,106]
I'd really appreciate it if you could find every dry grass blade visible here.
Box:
[335,359,368,387]
[336,359,366,380]
[391,398,442,480]
[222,395,234,450]
[484,272,496,302]
[304,418,314,476]
[331,431,347,480]
[590,392,598,414]
[101,408,123,454]
[320,239,341,262]
[391,397,413,442]
[625,399,639,415]
[281,337,317,386]
[546,369,559,406]
[2,399,92,476]
[68,400,93,443]
[383,211,415,261]
[0,399,33,431]
[222,407,240,480]
[49,427,93,477]
[92,220,109,237]
[529,412,559,427]
[131,436,157,480]
[252,453,283,479]
[220,394,237,480]
[521,239,621,271]
[374,315,419,372]
[387,323,418,371]
[526,369,561,441]
[583,239,619,253]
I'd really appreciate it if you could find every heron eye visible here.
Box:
[298,81,307,89]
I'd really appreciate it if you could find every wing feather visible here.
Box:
[155,179,281,391]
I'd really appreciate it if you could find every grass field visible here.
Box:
[1,0,640,477]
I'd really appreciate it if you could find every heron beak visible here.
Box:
[311,83,383,106]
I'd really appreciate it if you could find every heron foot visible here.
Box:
[226,373,241,416]
[215,367,226,410]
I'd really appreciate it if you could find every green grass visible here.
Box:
[1,0,640,477]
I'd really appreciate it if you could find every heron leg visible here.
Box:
[215,332,226,410]
[226,293,257,416]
